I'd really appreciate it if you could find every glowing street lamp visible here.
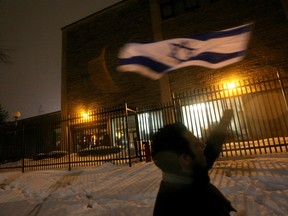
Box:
[13,111,21,125]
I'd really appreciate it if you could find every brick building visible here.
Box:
[1,0,288,167]
[61,0,288,152]
[61,0,288,116]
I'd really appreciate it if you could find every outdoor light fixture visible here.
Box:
[13,111,21,125]
[221,79,239,98]
[227,82,236,89]
[82,112,89,118]
[80,111,92,123]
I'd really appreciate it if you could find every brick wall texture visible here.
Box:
[62,0,288,115]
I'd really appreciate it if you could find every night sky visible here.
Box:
[0,0,121,121]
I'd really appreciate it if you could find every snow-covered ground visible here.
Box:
[0,152,287,216]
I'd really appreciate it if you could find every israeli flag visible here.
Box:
[117,23,253,80]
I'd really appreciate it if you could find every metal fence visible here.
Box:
[173,72,288,157]
[1,72,288,172]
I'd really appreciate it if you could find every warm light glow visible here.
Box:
[82,112,89,118]
[80,111,92,122]
[221,79,239,97]
[13,111,21,119]
[227,82,236,89]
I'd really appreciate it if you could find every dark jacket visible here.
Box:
[153,120,236,216]
[153,180,235,215]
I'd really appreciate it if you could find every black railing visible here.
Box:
[1,72,287,172]
[172,72,288,157]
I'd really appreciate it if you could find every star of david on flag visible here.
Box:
[117,23,253,80]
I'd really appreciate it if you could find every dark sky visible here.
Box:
[0,0,121,121]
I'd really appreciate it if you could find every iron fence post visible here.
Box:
[21,126,25,173]
[67,115,72,171]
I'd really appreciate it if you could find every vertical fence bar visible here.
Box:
[21,126,25,173]
[67,115,71,171]
[124,102,132,167]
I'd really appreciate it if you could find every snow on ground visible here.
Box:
[0,152,287,216]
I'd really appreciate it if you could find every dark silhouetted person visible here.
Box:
[151,109,236,216]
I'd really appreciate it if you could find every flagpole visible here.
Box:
[149,0,172,104]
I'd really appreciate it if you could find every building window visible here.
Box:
[160,0,199,20]
[184,0,199,10]
[159,0,221,20]
[181,97,245,140]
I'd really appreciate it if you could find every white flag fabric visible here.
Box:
[117,23,253,80]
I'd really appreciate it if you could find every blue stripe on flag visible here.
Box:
[120,57,170,73]
[188,24,252,41]
[187,50,246,64]
[117,23,253,80]
[120,50,246,74]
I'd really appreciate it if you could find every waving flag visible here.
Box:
[117,23,253,80]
